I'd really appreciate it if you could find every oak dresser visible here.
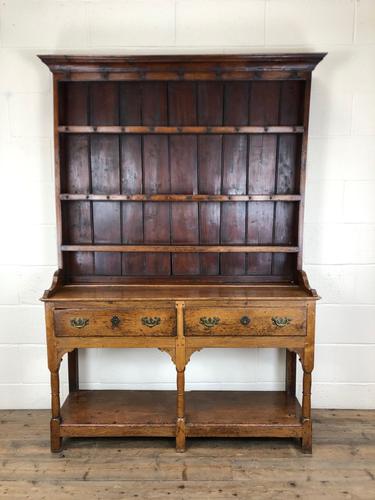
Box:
[40,53,324,453]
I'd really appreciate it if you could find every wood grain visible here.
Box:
[120,82,145,275]
[60,82,93,275]
[142,82,171,275]
[90,83,121,275]
[169,82,199,275]
[55,307,176,337]
[221,82,248,275]
[1,407,374,500]
[184,306,306,336]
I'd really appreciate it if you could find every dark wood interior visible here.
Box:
[57,79,304,281]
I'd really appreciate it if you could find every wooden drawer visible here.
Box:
[54,308,176,337]
[184,307,306,336]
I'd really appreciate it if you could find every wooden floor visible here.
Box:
[0,409,374,499]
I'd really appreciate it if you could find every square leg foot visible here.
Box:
[301,443,312,454]
[50,418,63,453]
[176,417,186,453]
[51,441,63,453]
[301,436,312,454]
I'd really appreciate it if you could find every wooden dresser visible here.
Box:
[40,53,324,454]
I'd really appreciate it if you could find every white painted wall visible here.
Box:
[0,0,374,409]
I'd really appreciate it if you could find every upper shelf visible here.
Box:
[61,244,300,253]
[60,194,302,202]
[58,125,304,134]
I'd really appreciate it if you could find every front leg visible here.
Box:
[175,302,186,452]
[301,369,312,453]
[45,303,63,453]
[299,343,314,454]
[50,369,62,453]
[301,303,316,454]
[176,368,186,453]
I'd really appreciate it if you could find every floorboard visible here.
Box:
[0,409,374,499]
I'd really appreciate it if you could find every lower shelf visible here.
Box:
[60,390,303,438]
[60,390,176,437]
[186,390,302,437]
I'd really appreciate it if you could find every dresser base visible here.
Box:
[44,278,317,455]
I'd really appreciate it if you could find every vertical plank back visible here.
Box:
[142,82,171,274]
[197,82,223,275]
[247,82,279,275]
[60,82,93,275]
[221,82,248,275]
[120,83,144,275]
[90,83,121,275]
[169,83,199,275]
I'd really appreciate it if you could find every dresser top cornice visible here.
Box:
[39,52,327,75]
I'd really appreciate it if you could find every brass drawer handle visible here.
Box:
[111,316,121,328]
[70,317,89,329]
[240,316,251,326]
[200,316,220,328]
[272,316,292,328]
[141,316,161,328]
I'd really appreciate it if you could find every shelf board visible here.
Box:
[44,282,315,303]
[61,244,300,253]
[186,390,302,437]
[58,125,304,134]
[60,390,302,438]
[60,193,302,202]
[66,274,295,284]
[60,390,176,437]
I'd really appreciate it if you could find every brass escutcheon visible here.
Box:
[272,316,292,328]
[199,317,220,328]
[70,318,89,329]
[141,316,161,328]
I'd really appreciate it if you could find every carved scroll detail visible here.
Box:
[42,268,64,300]
[297,270,319,298]
[158,348,176,365]
[48,347,75,372]
[185,348,202,366]
[289,347,304,366]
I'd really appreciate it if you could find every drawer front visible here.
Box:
[184,307,306,336]
[55,308,176,337]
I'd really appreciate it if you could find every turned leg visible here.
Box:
[45,304,63,453]
[175,301,186,452]
[50,369,63,453]
[301,370,312,454]
[176,369,186,452]
[301,304,316,454]
[285,349,296,396]
[68,349,79,392]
